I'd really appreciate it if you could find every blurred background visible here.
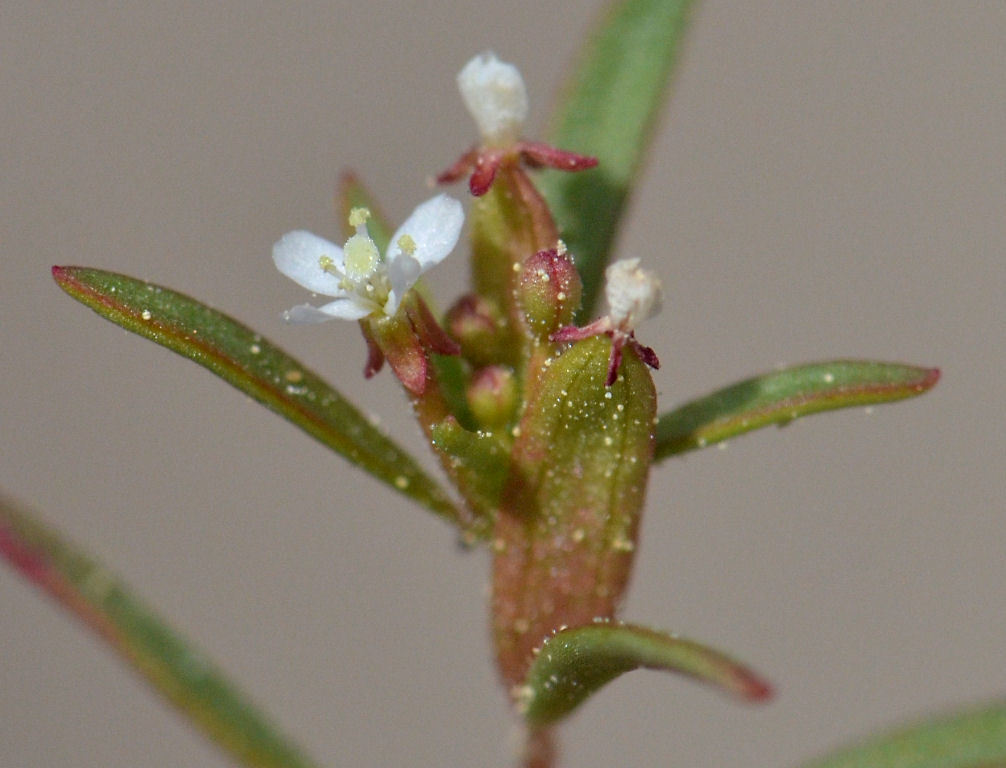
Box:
[2,3,1004,767]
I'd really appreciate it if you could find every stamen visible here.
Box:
[397,233,417,257]
[348,207,371,228]
[319,254,341,276]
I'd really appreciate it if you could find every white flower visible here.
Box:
[457,51,528,147]
[272,194,463,322]
[604,258,663,331]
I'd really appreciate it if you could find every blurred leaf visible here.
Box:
[520,622,771,726]
[53,266,466,530]
[0,493,321,768]
[655,360,940,461]
[798,698,1006,768]
[537,0,696,317]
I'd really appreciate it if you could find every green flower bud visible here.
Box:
[466,365,518,429]
[517,246,582,340]
[446,294,506,367]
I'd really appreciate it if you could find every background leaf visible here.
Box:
[53,266,467,531]
[797,698,1006,768]
[537,0,696,317]
[0,493,322,768]
[520,622,771,726]
[654,360,940,461]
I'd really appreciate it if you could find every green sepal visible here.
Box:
[492,335,656,687]
[52,266,464,529]
[520,622,772,727]
[0,493,321,768]
[798,698,1006,768]
[430,417,510,539]
[432,354,479,432]
[538,0,696,317]
[654,360,941,461]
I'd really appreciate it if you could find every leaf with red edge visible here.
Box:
[0,493,321,768]
[518,622,772,727]
[654,360,940,461]
[52,265,470,533]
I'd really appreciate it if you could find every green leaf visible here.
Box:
[537,0,696,317]
[0,493,321,768]
[798,699,1006,768]
[519,622,771,726]
[52,266,466,531]
[654,360,940,461]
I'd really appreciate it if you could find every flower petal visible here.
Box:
[282,298,372,323]
[272,230,346,296]
[282,303,338,324]
[386,195,464,302]
[316,298,376,320]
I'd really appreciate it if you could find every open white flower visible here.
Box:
[457,51,528,147]
[273,194,463,322]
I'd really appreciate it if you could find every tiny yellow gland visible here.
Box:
[343,234,380,279]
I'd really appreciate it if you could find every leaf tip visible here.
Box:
[51,265,83,293]
[920,366,941,390]
[742,675,774,702]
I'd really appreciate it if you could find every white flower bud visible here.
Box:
[457,51,528,147]
[604,259,663,330]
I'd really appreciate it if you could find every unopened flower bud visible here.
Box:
[466,365,517,429]
[518,247,582,340]
[457,51,528,147]
[604,258,662,331]
[446,294,505,366]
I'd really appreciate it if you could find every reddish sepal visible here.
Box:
[438,141,597,197]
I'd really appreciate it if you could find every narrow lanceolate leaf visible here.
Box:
[52,266,465,530]
[654,360,940,461]
[798,698,1006,768]
[519,623,771,726]
[537,0,696,317]
[0,494,321,768]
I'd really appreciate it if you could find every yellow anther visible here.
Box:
[347,207,371,228]
[318,255,338,275]
[396,233,417,257]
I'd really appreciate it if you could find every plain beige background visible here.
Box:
[2,2,1004,767]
